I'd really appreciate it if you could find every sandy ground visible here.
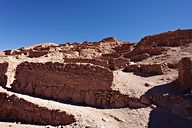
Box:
[112,70,178,98]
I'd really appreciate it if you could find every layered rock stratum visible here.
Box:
[0,29,192,128]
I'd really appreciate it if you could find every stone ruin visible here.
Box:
[10,62,144,108]
[0,92,75,126]
[0,62,8,87]
[0,29,192,126]
[123,63,169,76]
[178,57,192,93]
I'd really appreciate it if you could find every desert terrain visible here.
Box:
[0,29,192,128]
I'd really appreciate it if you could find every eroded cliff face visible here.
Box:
[178,57,192,93]
[0,92,75,126]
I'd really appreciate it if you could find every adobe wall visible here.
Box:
[0,92,75,126]
[11,62,145,108]
[64,58,109,68]
[123,63,169,75]
[64,57,130,70]
[11,62,114,108]
[178,57,192,93]
[0,62,8,87]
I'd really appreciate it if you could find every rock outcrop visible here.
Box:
[140,94,192,119]
[138,29,192,47]
[99,37,116,42]
[0,62,8,87]
[178,57,192,93]
[123,29,192,62]
[0,92,75,126]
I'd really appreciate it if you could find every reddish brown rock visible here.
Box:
[138,29,192,47]
[11,62,146,108]
[178,57,192,93]
[64,58,109,68]
[64,57,130,70]
[108,57,130,70]
[0,92,75,126]
[4,50,14,55]
[11,62,113,107]
[28,50,49,58]
[113,42,135,53]
[0,62,8,86]
[167,62,178,69]
[124,47,168,59]
[0,51,5,56]
[140,63,169,75]
[123,29,192,62]
[100,37,116,42]
[123,63,169,75]
[123,64,140,72]
[129,53,150,62]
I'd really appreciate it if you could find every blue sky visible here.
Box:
[0,0,192,50]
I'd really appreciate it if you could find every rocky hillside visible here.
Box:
[0,29,192,128]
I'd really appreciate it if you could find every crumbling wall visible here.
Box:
[11,62,145,108]
[28,50,49,58]
[123,64,140,72]
[140,63,169,75]
[178,57,192,93]
[64,58,109,68]
[129,53,150,62]
[11,62,114,108]
[0,92,75,126]
[84,90,145,108]
[140,94,192,118]
[0,62,8,86]
[108,57,130,70]
[124,47,167,60]
[64,57,130,70]
[123,63,169,76]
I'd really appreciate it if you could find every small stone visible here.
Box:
[145,83,151,87]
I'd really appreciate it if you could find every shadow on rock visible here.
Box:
[143,81,182,97]
[149,107,192,128]
[141,81,192,128]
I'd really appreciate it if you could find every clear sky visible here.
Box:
[0,0,192,50]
